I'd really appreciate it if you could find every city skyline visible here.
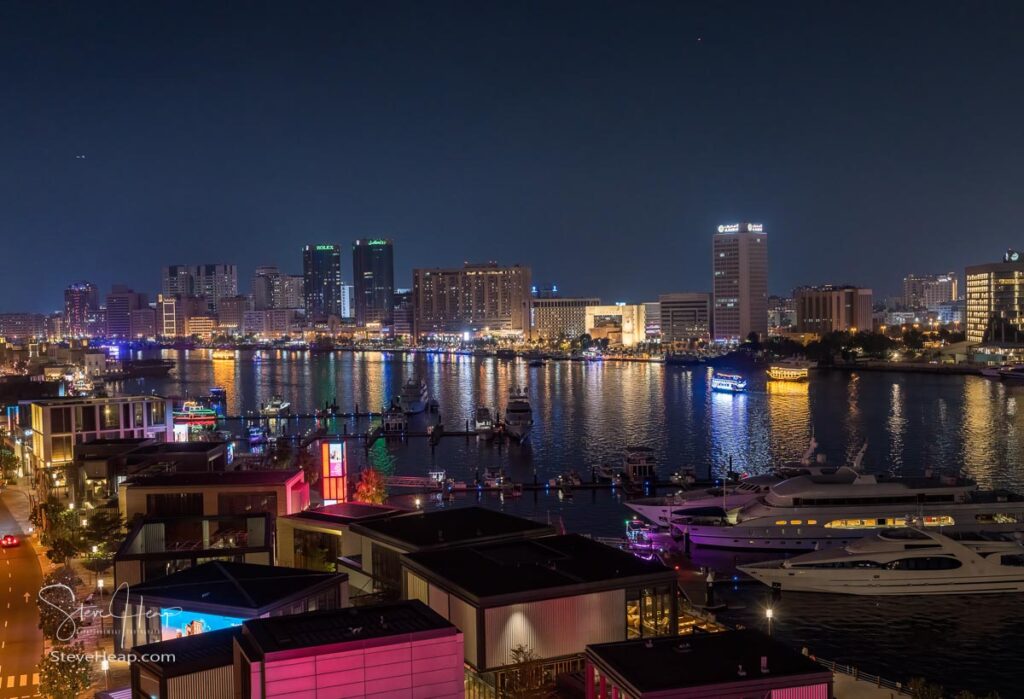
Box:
[3,2,1023,311]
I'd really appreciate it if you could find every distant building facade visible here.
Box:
[302,244,343,322]
[585,304,646,347]
[966,250,1024,343]
[353,238,395,328]
[531,296,600,341]
[794,285,873,334]
[904,272,958,310]
[768,295,796,330]
[105,286,148,338]
[162,265,238,313]
[0,313,48,341]
[412,262,532,338]
[712,223,768,342]
[64,281,99,338]
[658,292,711,346]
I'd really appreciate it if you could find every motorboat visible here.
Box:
[766,359,815,381]
[671,465,1024,551]
[474,405,495,441]
[261,395,292,417]
[504,386,533,442]
[173,401,218,425]
[999,366,1024,382]
[711,371,747,392]
[382,400,409,435]
[740,527,1024,595]
[480,467,508,488]
[622,446,657,486]
[593,463,622,483]
[399,378,429,414]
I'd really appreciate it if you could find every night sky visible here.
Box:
[2,1,1022,312]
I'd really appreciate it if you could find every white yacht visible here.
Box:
[625,439,851,527]
[504,386,533,442]
[671,466,1024,551]
[260,395,291,417]
[399,378,429,414]
[740,527,1024,595]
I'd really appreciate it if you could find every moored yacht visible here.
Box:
[261,395,291,417]
[474,405,495,441]
[711,371,747,393]
[740,527,1024,595]
[766,359,815,381]
[671,466,1024,551]
[399,378,429,414]
[504,386,533,442]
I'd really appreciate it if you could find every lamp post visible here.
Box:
[101,658,110,689]
[766,607,774,636]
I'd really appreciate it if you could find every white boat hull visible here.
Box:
[742,565,1024,595]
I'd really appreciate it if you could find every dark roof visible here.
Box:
[134,627,241,677]
[403,534,673,601]
[124,469,301,487]
[129,561,344,611]
[129,442,226,455]
[239,600,455,657]
[350,506,554,550]
[288,501,404,526]
[588,631,831,693]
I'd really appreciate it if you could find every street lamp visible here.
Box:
[766,607,774,636]
[101,659,110,689]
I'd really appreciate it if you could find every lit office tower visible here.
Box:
[303,244,343,321]
[64,281,99,338]
[251,266,280,310]
[903,273,958,311]
[353,239,395,327]
[712,223,768,342]
[105,285,148,338]
[162,264,237,312]
[659,292,712,347]
[965,250,1024,343]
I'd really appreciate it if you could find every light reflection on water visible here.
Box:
[117,350,1024,695]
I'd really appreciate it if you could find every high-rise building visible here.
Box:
[903,273,958,310]
[129,308,156,338]
[531,296,600,341]
[303,244,343,322]
[251,266,280,311]
[281,275,305,309]
[412,262,532,338]
[64,281,99,338]
[341,284,354,319]
[353,239,395,327]
[392,289,413,337]
[163,264,237,312]
[217,296,250,333]
[0,313,48,341]
[712,223,768,342]
[794,285,874,334]
[965,251,1024,343]
[768,295,796,330]
[658,293,712,347]
[105,285,148,338]
[157,294,208,338]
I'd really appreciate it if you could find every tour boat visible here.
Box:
[211,348,235,360]
[740,527,1024,595]
[475,405,495,441]
[711,371,747,393]
[399,378,429,414]
[261,395,292,417]
[504,386,533,442]
[173,401,218,425]
[671,466,1024,551]
[766,359,815,382]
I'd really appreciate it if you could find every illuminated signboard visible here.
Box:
[160,609,244,641]
[717,223,764,233]
[320,441,347,503]
[315,244,335,251]
[367,239,388,246]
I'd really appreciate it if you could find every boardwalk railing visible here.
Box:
[813,655,910,695]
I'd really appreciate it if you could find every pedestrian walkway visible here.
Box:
[0,673,39,689]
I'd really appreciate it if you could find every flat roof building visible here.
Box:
[585,630,833,699]
[713,223,768,342]
[531,296,601,341]
[585,304,647,347]
[412,262,532,338]
[794,285,873,335]
[659,292,712,347]
[966,251,1024,343]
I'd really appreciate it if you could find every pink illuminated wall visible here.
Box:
[252,631,464,699]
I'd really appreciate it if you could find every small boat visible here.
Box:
[173,401,218,425]
[504,386,533,442]
[623,446,657,485]
[211,348,235,361]
[594,463,622,483]
[474,406,495,441]
[668,468,697,487]
[382,400,408,435]
[999,366,1024,382]
[399,378,429,414]
[626,517,657,553]
[550,470,582,488]
[711,371,747,393]
[766,359,815,382]
[480,467,507,488]
[261,395,292,417]
[740,527,1024,596]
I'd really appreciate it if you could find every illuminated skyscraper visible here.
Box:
[162,264,237,312]
[965,250,1024,343]
[353,239,395,327]
[712,223,768,342]
[64,281,99,338]
[303,244,343,321]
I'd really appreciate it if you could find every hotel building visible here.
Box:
[658,293,712,347]
[531,296,601,341]
[584,304,647,347]
[352,238,395,327]
[903,272,958,311]
[965,251,1024,343]
[712,223,768,342]
[412,262,532,338]
[303,243,343,321]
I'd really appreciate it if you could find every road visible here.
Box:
[0,490,43,699]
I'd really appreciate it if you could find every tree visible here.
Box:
[354,467,388,505]
[38,643,91,699]
[38,568,81,642]
[46,532,84,567]
[907,678,945,699]
[83,509,125,553]
[504,644,543,697]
